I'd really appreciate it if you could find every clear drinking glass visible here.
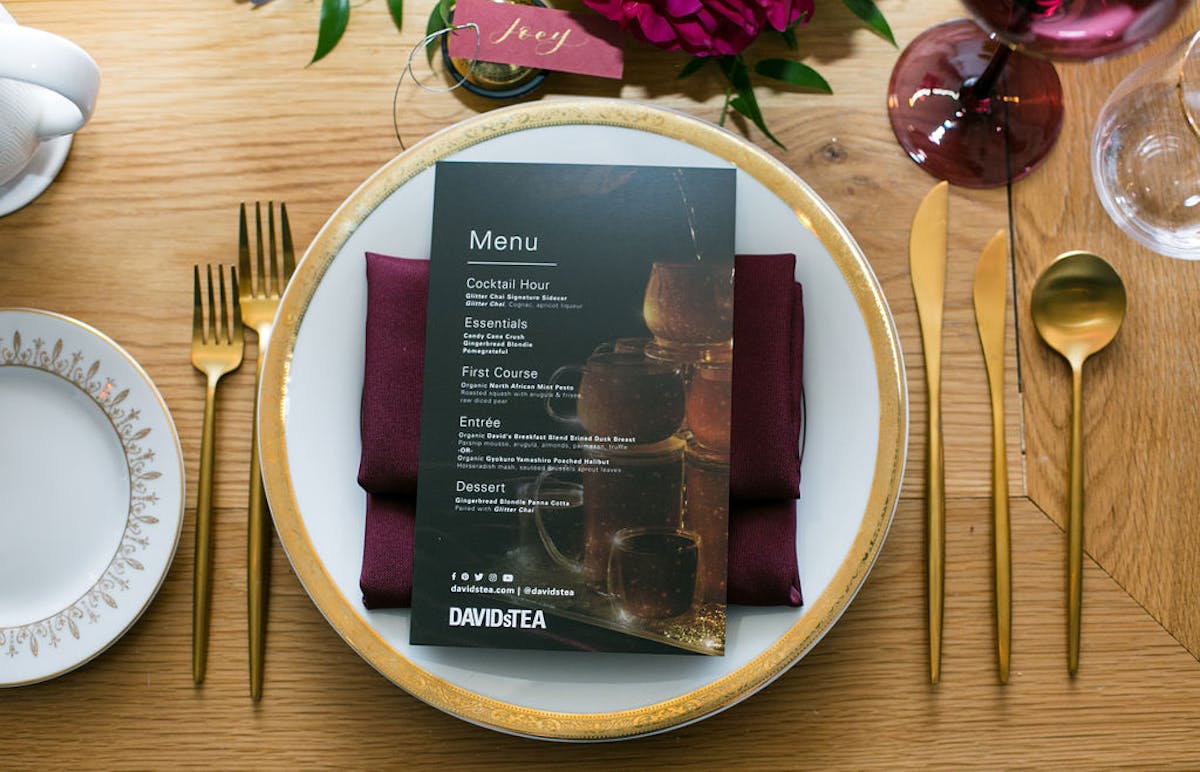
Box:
[1092,29,1200,260]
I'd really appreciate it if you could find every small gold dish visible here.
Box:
[442,0,549,99]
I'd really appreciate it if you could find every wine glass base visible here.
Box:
[887,19,1064,189]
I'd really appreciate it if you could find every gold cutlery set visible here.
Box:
[187,186,1125,693]
[910,182,1125,684]
[190,202,296,699]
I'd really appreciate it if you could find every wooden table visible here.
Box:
[2,0,1199,765]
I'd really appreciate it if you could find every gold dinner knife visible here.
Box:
[910,180,948,684]
[972,230,1011,684]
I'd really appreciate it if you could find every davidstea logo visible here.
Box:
[449,607,547,629]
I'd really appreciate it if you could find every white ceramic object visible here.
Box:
[0,3,100,216]
[0,309,184,686]
[259,100,907,740]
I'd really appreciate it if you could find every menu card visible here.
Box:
[409,161,736,654]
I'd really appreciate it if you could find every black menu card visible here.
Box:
[409,161,736,654]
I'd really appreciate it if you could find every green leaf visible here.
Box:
[754,59,832,93]
[730,94,784,149]
[309,0,350,64]
[425,3,447,65]
[387,0,404,32]
[718,56,785,149]
[841,0,895,46]
[716,55,744,88]
[677,57,710,79]
[781,9,809,48]
[425,0,456,65]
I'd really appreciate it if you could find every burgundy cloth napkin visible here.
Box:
[359,494,416,609]
[356,254,428,497]
[731,254,805,501]
[357,251,804,609]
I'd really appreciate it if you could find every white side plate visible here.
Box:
[0,308,184,686]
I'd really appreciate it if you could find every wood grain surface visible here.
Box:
[1,0,1197,765]
[1013,3,1200,662]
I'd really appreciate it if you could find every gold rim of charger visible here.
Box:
[258,98,906,741]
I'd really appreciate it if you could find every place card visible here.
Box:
[447,0,625,80]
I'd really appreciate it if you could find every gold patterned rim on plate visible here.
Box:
[259,99,906,740]
[0,307,185,687]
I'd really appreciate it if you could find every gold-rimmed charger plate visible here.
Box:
[259,99,907,740]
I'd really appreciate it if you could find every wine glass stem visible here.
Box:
[962,44,1013,107]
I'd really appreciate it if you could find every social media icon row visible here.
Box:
[451,571,515,583]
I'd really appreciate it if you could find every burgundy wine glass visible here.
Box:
[888,1,1192,189]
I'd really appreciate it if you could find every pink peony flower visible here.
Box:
[584,0,814,57]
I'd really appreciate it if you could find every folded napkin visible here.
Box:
[730,254,805,501]
[356,255,428,498]
[359,494,416,609]
[357,251,804,609]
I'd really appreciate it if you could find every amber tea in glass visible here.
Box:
[549,351,685,444]
[683,443,729,605]
[642,261,733,351]
[581,439,685,588]
[685,360,732,455]
[608,527,700,620]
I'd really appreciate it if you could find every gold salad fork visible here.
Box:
[191,265,245,685]
[239,201,295,700]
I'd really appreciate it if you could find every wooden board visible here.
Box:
[1013,4,1200,659]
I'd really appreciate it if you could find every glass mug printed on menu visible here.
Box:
[547,350,685,444]
[685,360,732,455]
[515,473,586,574]
[0,3,100,213]
[598,337,651,355]
[642,261,734,358]
[581,438,686,589]
[683,442,730,605]
[1093,29,1200,260]
[608,526,701,621]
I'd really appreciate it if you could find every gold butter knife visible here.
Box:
[910,180,948,685]
[972,230,1011,684]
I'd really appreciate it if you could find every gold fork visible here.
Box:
[191,264,245,685]
[238,201,295,701]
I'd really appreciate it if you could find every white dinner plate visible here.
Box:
[0,308,184,686]
[259,99,907,740]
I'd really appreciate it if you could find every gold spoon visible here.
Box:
[1031,251,1127,676]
